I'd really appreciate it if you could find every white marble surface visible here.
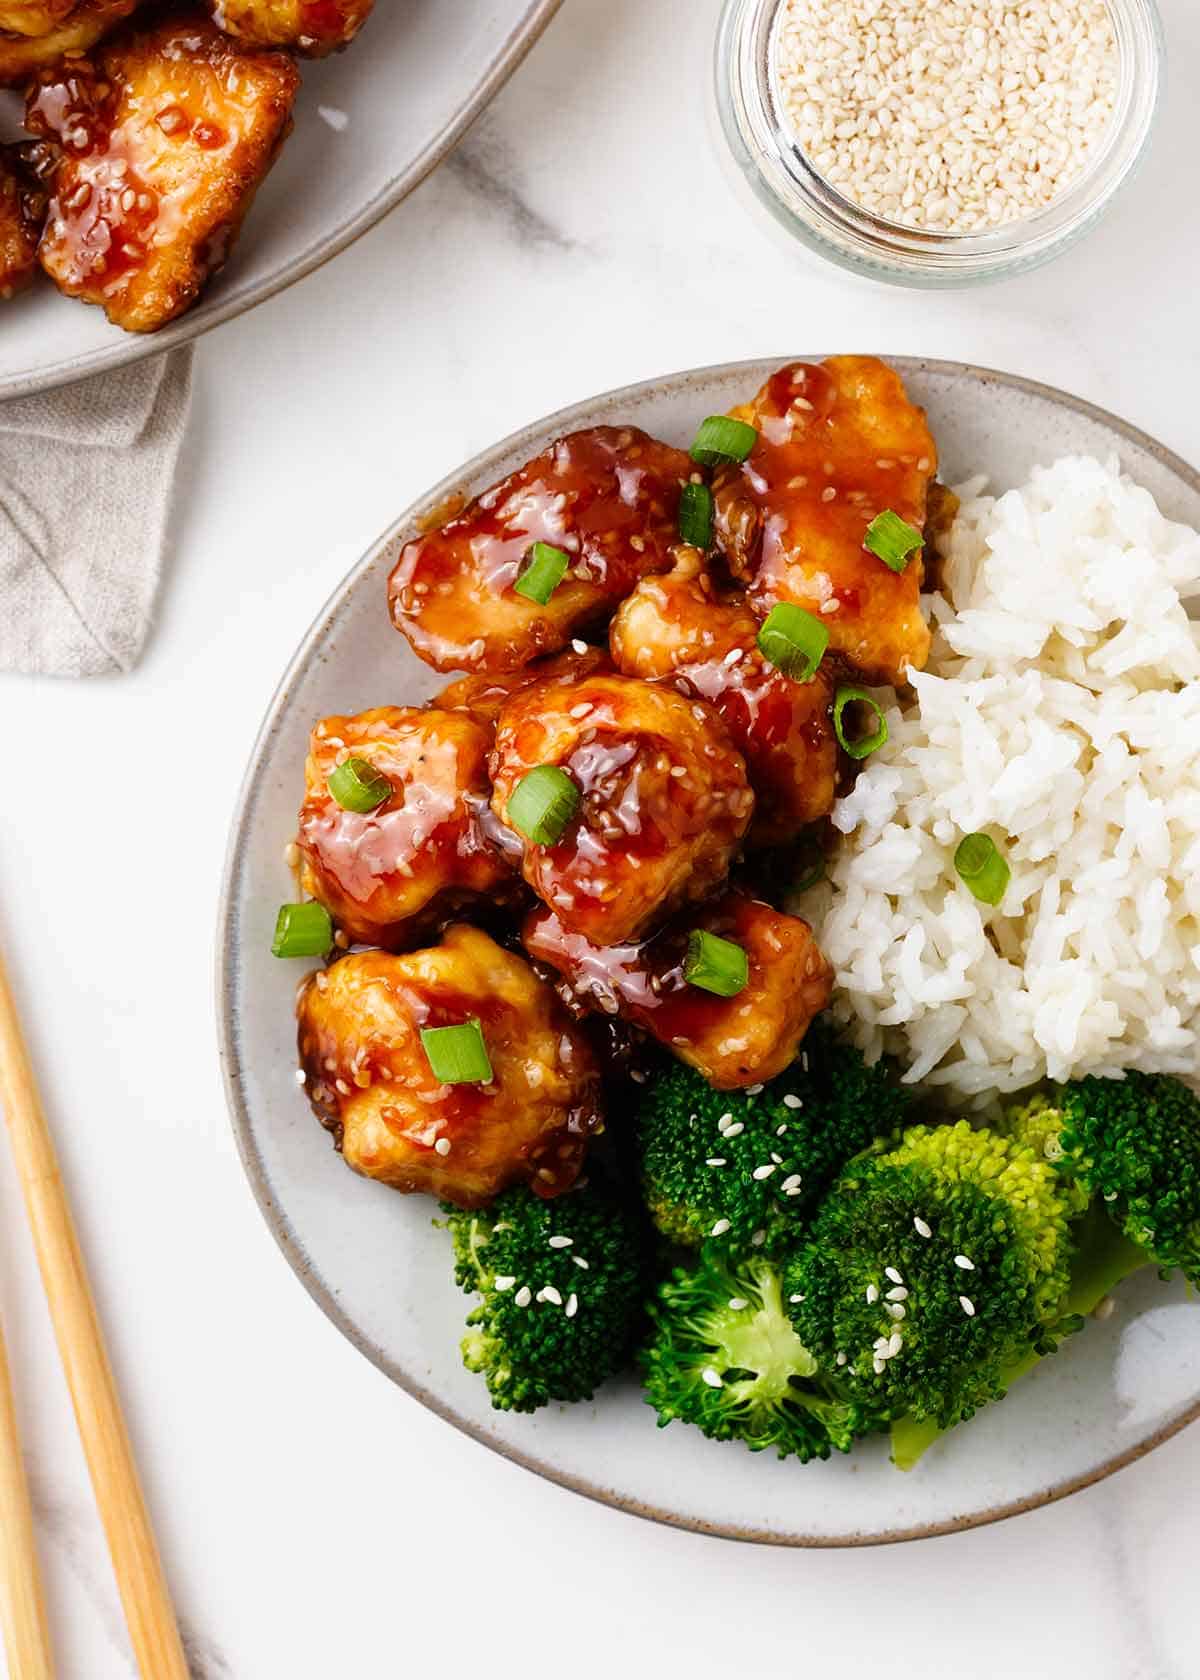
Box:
[1,0,1198,1673]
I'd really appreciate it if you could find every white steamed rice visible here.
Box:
[800,455,1200,1106]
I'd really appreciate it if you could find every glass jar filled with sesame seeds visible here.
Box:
[715,0,1163,287]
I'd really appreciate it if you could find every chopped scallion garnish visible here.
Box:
[833,686,889,760]
[954,833,1011,907]
[864,509,924,574]
[420,1019,494,1084]
[678,481,714,548]
[684,929,749,997]
[271,902,334,959]
[756,603,829,682]
[514,541,570,606]
[507,765,580,846]
[327,755,392,813]
[690,416,758,467]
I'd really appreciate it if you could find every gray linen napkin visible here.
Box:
[0,347,193,677]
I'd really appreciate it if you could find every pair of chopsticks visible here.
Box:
[0,945,189,1679]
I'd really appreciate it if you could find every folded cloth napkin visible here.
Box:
[0,347,193,677]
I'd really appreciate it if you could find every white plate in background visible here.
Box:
[0,0,559,398]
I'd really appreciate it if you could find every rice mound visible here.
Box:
[804,455,1200,1105]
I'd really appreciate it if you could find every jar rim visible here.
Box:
[716,0,1165,285]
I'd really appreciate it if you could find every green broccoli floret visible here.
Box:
[634,1020,910,1254]
[443,1179,647,1413]
[1008,1073,1200,1284]
[641,1247,862,1461]
[785,1121,1084,1441]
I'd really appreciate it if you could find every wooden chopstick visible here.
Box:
[0,1311,54,1678]
[0,944,189,1680]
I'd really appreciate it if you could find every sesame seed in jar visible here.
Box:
[771,0,1119,234]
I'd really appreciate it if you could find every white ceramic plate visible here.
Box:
[0,0,559,398]
[218,358,1200,1546]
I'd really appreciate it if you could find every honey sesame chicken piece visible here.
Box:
[388,427,697,674]
[490,672,754,947]
[0,0,139,81]
[0,0,75,36]
[435,644,612,733]
[0,148,44,299]
[208,0,372,56]
[296,706,524,952]
[297,929,604,1208]
[609,546,836,846]
[712,356,938,686]
[25,12,298,331]
[524,892,833,1090]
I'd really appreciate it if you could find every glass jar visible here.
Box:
[714,0,1165,288]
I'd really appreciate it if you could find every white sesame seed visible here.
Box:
[294,1068,307,1085]
[752,1164,776,1181]
[434,1137,451,1156]
[515,1286,532,1307]
[886,1286,908,1302]
[723,1122,745,1138]
[914,1217,932,1239]
[789,1293,805,1304]
[751,1229,767,1248]
[954,1255,975,1271]
[702,1367,724,1389]
[572,1255,589,1269]
[706,1157,727,1168]
[887,1332,903,1356]
[711,1218,732,1237]
[571,639,588,655]
[494,1277,516,1291]
[548,1235,572,1249]
[782,1094,802,1110]
[887,1303,906,1321]
[717,1112,734,1129]
[960,1296,976,1317]
[885,1267,903,1285]
[728,1297,749,1311]
[745,1084,764,1095]
[770,1152,783,1165]
[565,1293,579,1318]
[782,1174,803,1192]
[836,1352,847,1366]
[873,1357,886,1375]
[865,1283,879,1304]
[775,1123,788,1137]
[540,1286,563,1306]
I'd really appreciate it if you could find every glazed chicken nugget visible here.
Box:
[712,357,937,686]
[434,645,611,733]
[296,706,523,951]
[609,547,836,846]
[297,929,604,1208]
[524,892,833,1090]
[0,0,139,81]
[208,0,372,55]
[491,672,754,947]
[0,148,44,300]
[26,12,298,331]
[0,0,76,36]
[388,427,697,674]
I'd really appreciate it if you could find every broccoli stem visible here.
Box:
[891,1205,1152,1471]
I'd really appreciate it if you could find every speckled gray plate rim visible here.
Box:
[216,357,1200,1546]
[0,0,561,399]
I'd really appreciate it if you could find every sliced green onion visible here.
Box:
[954,833,1011,907]
[756,603,829,682]
[507,765,580,846]
[327,755,392,813]
[271,901,333,959]
[678,481,714,548]
[690,415,758,467]
[833,686,889,760]
[684,929,749,998]
[514,541,570,606]
[420,1019,494,1084]
[864,509,924,574]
